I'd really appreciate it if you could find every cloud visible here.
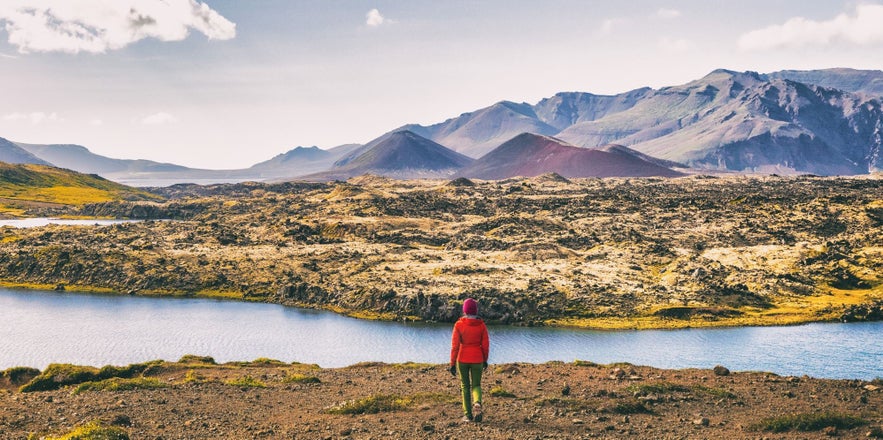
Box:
[366,9,386,27]
[0,0,236,54]
[89,119,104,126]
[3,111,59,124]
[739,4,883,51]
[140,112,178,125]
[657,37,692,53]
[657,8,681,19]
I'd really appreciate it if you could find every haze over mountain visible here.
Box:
[458,133,683,180]
[247,144,361,178]
[305,130,473,181]
[766,68,883,97]
[0,138,52,166]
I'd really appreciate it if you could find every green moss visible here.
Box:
[229,358,286,367]
[392,362,434,369]
[626,382,690,395]
[1,366,40,385]
[610,401,651,414]
[751,412,868,433]
[178,355,216,365]
[489,386,516,398]
[19,364,100,392]
[692,385,738,399]
[224,375,266,388]
[573,360,600,367]
[44,420,129,440]
[282,373,321,384]
[325,394,408,415]
[182,369,208,384]
[71,377,167,395]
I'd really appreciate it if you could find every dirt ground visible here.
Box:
[1,360,881,439]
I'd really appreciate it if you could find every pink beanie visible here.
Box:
[463,298,478,315]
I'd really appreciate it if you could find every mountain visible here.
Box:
[17,142,190,174]
[247,144,361,178]
[398,101,560,158]
[306,130,474,180]
[0,137,52,166]
[767,68,883,97]
[0,162,161,209]
[555,69,881,174]
[400,68,883,175]
[457,133,683,180]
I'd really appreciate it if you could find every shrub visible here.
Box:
[573,360,600,367]
[19,364,100,392]
[282,374,321,384]
[44,420,129,440]
[178,355,216,365]
[489,386,516,398]
[1,366,40,385]
[71,377,168,395]
[326,394,408,414]
[224,375,266,388]
[751,412,868,433]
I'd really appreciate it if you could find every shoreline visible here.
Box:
[2,358,881,439]
[2,280,881,331]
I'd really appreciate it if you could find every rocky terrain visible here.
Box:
[1,358,881,439]
[0,174,880,329]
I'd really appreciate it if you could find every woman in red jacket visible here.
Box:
[450,298,490,422]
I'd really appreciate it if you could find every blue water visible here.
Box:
[1,288,880,379]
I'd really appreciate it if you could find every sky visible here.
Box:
[2,0,883,169]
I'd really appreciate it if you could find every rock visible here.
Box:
[713,365,730,376]
[572,419,584,425]
[823,426,838,436]
[421,423,434,432]
[693,417,710,426]
[561,384,571,396]
[611,368,626,379]
[110,414,132,426]
[863,385,880,392]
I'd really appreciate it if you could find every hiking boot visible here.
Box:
[472,402,483,422]
[461,415,472,423]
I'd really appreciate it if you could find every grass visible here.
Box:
[0,163,161,206]
[750,412,868,433]
[573,360,600,367]
[71,377,167,395]
[489,386,516,398]
[19,361,162,392]
[182,370,209,384]
[0,366,40,385]
[178,355,216,365]
[282,373,321,384]
[610,401,651,414]
[42,420,129,440]
[224,375,266,388]
[626,382,690,395]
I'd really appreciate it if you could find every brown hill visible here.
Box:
[458,133,684,180]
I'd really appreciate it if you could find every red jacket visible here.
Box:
[450,316,489,365]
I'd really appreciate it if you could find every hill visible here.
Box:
[0,137,52,166]
[458,133,683,180]
[306,130,473,180]
[247,143,361,178]
[767,68,883,96]
[0,162,162,216]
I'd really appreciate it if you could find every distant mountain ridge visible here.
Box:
[0,138,52,166]
[400,68,883,175]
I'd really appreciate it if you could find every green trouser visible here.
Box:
[457,362,483,417]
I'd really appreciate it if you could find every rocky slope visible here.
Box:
[1,359,881,439]
[0,175,880,328]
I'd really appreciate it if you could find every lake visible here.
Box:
[1,288,880,379]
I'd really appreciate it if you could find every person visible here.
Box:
[449,297,490,422]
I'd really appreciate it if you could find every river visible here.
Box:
[1,288,880,379]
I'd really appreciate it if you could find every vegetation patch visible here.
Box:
[489,386,516,398]
[573,360,600,367]
[230,358,287,367]
[326,394,409,415]
[0,366,40,385]
[692,385,738,399]
[71,377,168,395]
[178,355,216,365]
[282,373,321,384]
[750,412,868,433]
[42,420,129,440]
[182,370,209,384]
[609,400,651,414]
[19,364,100,392]
[392,362,434,370]
[626,382,690,395]
[224,375,266,388]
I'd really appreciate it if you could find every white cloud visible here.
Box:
[366,9,386,27]
[140,112,178,125]
[0,0,236,54]
[89,119,104,126]
[739,4,883,51]
[657,37,692,53]
[657,8,682,19]
[3,111,59,124]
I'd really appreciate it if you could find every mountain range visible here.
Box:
[2,67,882,184]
